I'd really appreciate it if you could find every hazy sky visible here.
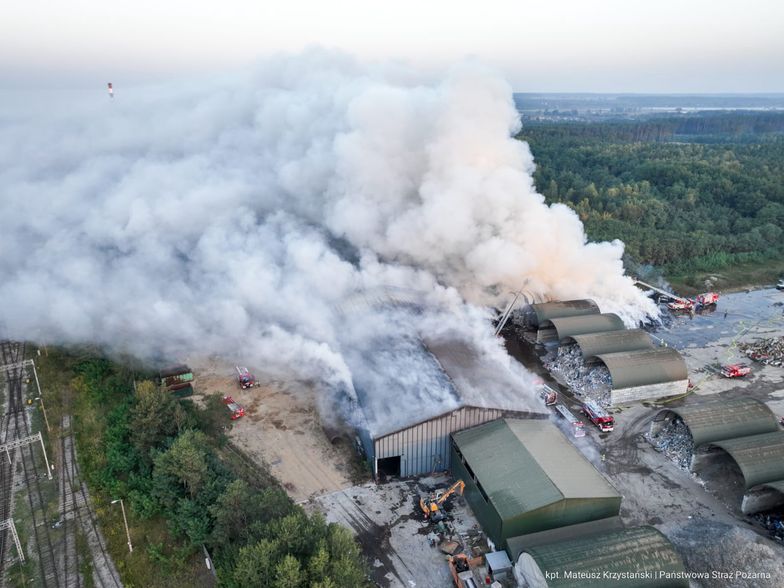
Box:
[1,0,783,92]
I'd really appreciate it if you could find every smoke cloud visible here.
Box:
[0,51,656,418]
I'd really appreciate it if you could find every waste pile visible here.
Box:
[646,418,694,470]
[751,511,784,542]
[738,337,784,367]
[544,345,612,407]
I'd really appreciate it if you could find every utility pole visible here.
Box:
[112,499,133,553]
[29,360,50,432]
[0,519,24,562]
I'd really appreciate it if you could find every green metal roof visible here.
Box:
[756,480,784,495]
[596,348,688,389]
[660,397,779,447]
[570,329,654,360]
[452,419,619,520]
[710,431,784,489]
[530,300,600,326]
[523,526,688,588]
[545,314,625,340]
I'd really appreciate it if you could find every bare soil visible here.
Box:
[190,359,355,502]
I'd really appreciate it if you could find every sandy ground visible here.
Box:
[189,359,355,502]
[308,474,492,588]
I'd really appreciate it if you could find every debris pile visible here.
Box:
[647,418,693,470]
[751,511,784,542]
[739,337,784,367]
[544,345,612,407]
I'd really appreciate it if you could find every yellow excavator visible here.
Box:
[419,480,465,522]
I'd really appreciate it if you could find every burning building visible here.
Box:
[351,336,547,478]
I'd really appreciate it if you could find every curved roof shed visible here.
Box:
[571,329,654,360]
[544,313,625,341]
[515,526,688,588]
[529,300,600,327]
[595,348,688,390]
[708,431,784,489]
[656,397,779,447]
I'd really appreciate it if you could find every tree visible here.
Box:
[130,380,180,459]
[274,555,304,588]
[153,429,209,502]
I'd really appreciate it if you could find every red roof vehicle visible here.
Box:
[554,404,585,438]
[537,383,558,406]
[582,400,614,432]
[223,395,245,420]
[720,363,751,378]
[235,366,258,389]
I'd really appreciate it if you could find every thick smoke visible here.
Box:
[0,51,656,411]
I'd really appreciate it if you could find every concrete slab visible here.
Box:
[307,474,488,588]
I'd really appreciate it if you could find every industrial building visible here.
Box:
[524,299,689,405]
[511,526,688,588]
[450,418,621,548]
[352,337,547,478]
[651,397,780,449]
[652,397,784,513]
[704,431,784,513]
[541,313,625,343]
[593,347,689,404]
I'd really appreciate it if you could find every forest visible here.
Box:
[53,353,369,588]
[519,112,784,288]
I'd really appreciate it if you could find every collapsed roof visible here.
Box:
[351,335,544,439]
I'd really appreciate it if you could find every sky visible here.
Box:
[1,0,783,93]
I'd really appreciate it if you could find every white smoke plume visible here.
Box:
[0,51,656,418]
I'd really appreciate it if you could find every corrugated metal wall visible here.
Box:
[373,407,514,478]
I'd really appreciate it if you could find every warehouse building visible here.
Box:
[352,337,547,479]
[651,397,780,450]
[511,526,688,588]
[450,419,621,548]
[523,299,689,404]
[700,431,784,513]
[594,347,689,404]
[570,329,654,358]
[541,313,625,343]
[528,299,600,327]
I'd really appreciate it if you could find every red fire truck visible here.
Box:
[582,401,614,432]
[537,383,558,406]
[554,404,586,438]
[721,363,751,378]
[235,366,258,389]
[223,396,245,420]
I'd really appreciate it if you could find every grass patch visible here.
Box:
[666,257,784,295]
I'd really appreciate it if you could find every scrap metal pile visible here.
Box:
[544,345,612,407]
[647,418,693,470]
[751,511,784,542]
[738,337,784,367]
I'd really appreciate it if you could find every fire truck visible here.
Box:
[235,366,258,389]
[582,401,614,432]
[554,404,585,438]
[721,363,751,378]
[537,383,558,406]
[223,396,245,420]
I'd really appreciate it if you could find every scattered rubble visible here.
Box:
[544,344,612,407]
[646,418,694,470]
[752,511,784,542]
[738,336,784,367]
[660,518,784,588]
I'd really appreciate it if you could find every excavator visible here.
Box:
[419,480,465,522]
